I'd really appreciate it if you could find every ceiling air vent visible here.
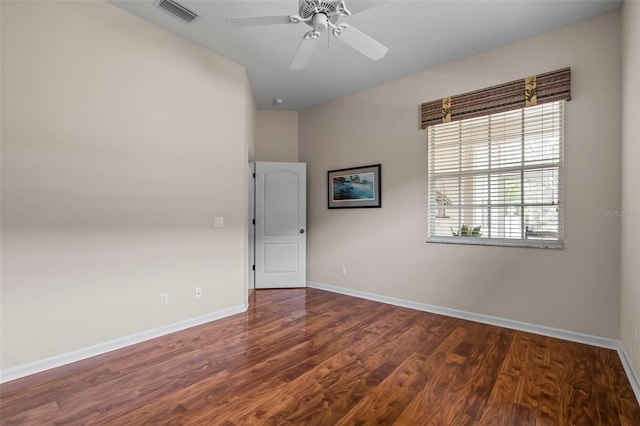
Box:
[156,0,199,23]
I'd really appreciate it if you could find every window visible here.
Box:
[427,101,564,248]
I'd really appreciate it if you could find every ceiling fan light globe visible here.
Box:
[313,13,328,32]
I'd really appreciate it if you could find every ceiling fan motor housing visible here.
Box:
[299,0,343,27]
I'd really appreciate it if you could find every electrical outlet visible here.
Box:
[195,287,202,298]
[160,293,168,306]
[341,266,347,276]
[214,216,224,228]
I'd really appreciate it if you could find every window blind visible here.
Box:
[427,101,564,248]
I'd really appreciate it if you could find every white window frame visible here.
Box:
[427,101,564,249]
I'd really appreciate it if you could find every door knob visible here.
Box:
[300,229,305,234]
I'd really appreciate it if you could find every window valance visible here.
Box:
[420,67,571,129]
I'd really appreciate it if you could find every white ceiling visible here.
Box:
[110,0,621,111]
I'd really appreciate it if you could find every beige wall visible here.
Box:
[255,111,299,162]
[0,1,252,369]
[621,0,640,373]
[300,11,622,338]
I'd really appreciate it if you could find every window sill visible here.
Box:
[427,236,564,249]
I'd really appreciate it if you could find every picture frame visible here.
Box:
[328,164,381,209]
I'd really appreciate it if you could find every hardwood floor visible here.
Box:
[1,288,639,425]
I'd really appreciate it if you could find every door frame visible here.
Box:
[247,151,256,303]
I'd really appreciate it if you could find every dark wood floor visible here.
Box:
[1,288,639,425]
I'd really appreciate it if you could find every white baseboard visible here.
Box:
[0,304,248,384]
[307,281,640,403]
[617,343,640,404]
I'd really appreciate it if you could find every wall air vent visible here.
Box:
[156,0,199,23]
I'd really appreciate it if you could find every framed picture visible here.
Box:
[328,164,381,209]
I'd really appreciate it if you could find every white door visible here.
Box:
[255,162,306,288]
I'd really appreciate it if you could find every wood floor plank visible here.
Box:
[194,307,423,424]
[1,288,639,425]
[100,294,400,425]
[275,312,440,425]
[380,327,471,425]
[336,351,433,425]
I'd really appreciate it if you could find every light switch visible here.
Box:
[214,216,224,228]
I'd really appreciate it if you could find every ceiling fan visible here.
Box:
[226,0,388,70]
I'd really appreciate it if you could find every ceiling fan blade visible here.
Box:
[226,15,292,27]
[290,33,319,70]
[336,25,388,61]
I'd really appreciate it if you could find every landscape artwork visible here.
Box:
[332,172,375,201]
[328,164,381,209]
